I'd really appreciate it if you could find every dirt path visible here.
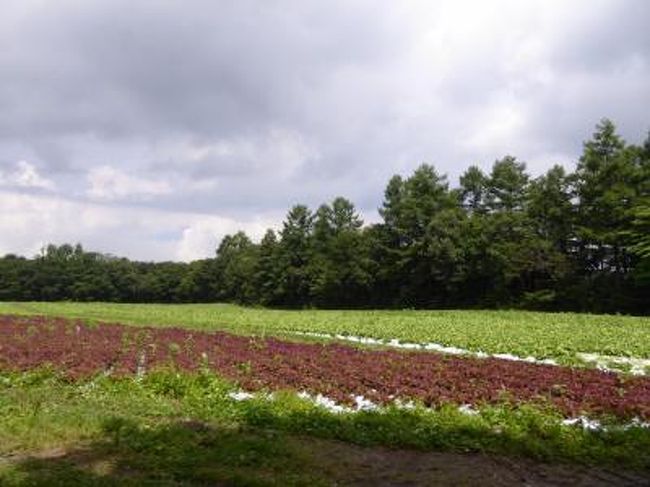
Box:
[3,434,647,486]
[296,437,649,486]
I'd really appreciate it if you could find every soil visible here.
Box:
[4,435,647,486]
[296,436,650,486]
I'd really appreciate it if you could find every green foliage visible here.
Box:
[1,369,649,484]
[627,200,650,282]
[459,165,488,212]
[252,229,280,306]
[275,205,314,306]
[2,302,649,362]
[213,232,258,304]
[486,156,529,213]
[308,198,373,307]
[527,165,573,251]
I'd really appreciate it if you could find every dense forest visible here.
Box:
[1,119,649,313]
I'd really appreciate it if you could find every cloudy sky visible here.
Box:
[1,0,649,261]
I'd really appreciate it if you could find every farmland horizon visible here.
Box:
[3,127,650,316]
[2,2,650,483]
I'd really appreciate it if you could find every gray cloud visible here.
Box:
[1,0,649,260]
[1,1,404,138]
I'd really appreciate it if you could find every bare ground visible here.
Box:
[296,436,650,486]
[3,433,648,486]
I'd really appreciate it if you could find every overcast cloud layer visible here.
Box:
[1,0,649,261]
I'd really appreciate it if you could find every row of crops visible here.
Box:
[2,315,649,421]
[2,302,649,367]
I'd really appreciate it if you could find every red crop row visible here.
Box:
[1,314,649,420]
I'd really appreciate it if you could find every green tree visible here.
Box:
[626,131,650,290]
[309,198,371,307]
[253,229,280,305]
[459,165,488,213]
[567,119,648,311]
[378,164,456,305]
[177,259,215,302]
[276,205,314,306]
[527,165,574,252]
[574,119,638,273]
[213,232,258,304]
[486,156,529,213]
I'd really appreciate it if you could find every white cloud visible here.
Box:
[0,160,54,190]
[0,190,275,261]
[86,165,172,201]
[177,217,272,262]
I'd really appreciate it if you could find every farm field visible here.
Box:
[1,305,650,484]
[1,301,649,368]
[3,315,649,418]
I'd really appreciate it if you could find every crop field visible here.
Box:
[3,315,649,418]
[1,301,649,368]
[1,304,650,484]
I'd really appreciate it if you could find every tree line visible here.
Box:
[1,119,649,313]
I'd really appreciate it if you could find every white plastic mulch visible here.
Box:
[576,353,650,376]
[291,331,649,376]
[292,331,555,365]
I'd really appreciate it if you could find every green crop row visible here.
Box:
[1,302,649,362]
